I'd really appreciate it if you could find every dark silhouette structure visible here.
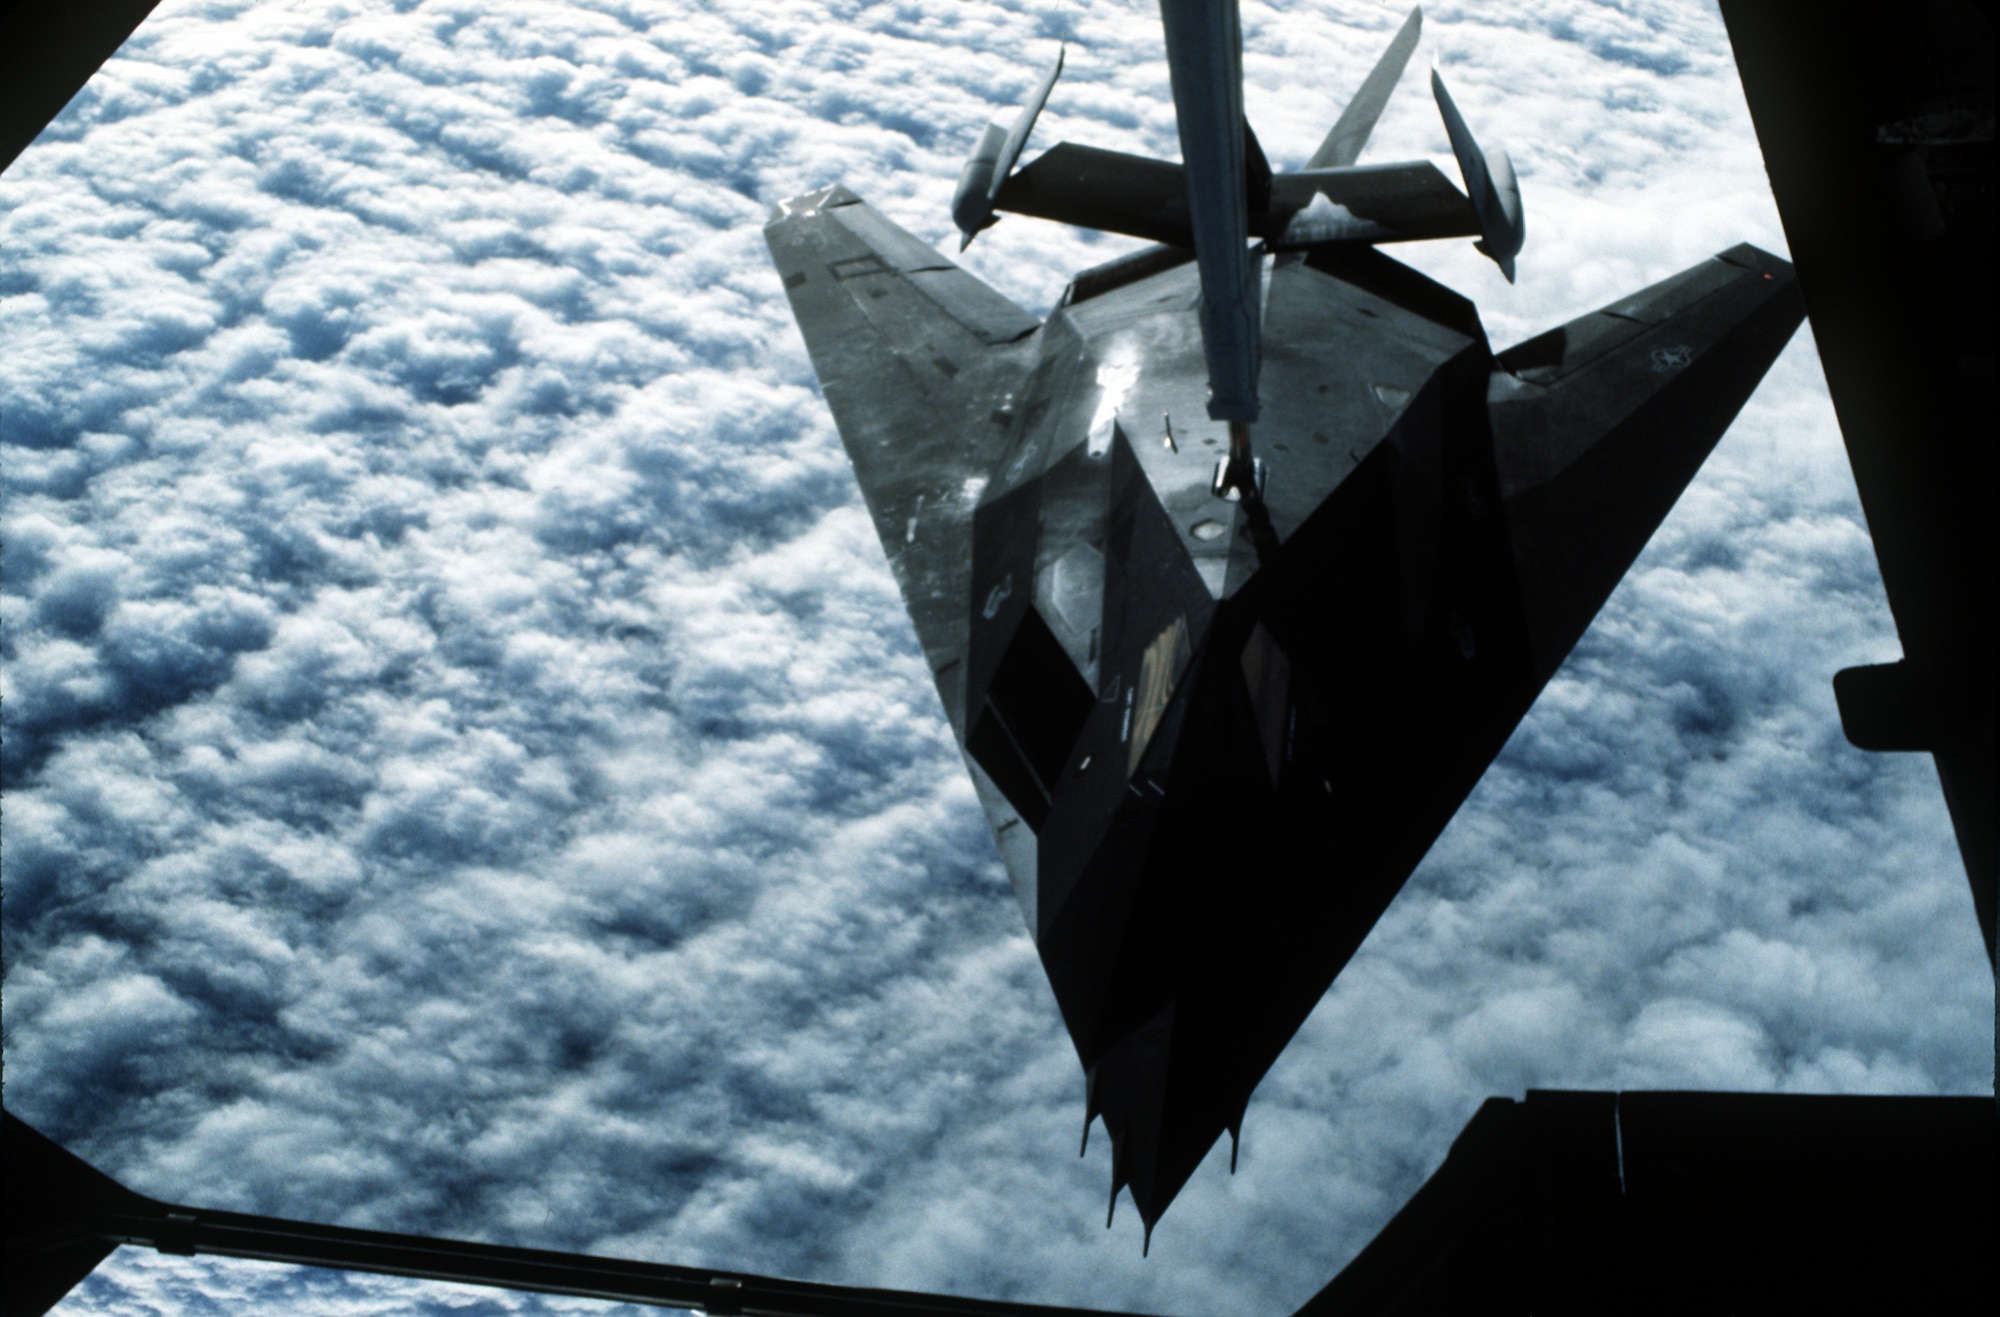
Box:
[1299,1090,1994,1315]
[0,2,165,175]
[2,1109,1137,1317]
[1720,0,1996,966]
[14,1094,1991,1316]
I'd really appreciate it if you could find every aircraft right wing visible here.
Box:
[1488,243,1807,683]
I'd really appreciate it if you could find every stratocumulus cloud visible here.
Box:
[3,3,1989,1316]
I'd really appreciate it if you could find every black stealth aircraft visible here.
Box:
[763,3,1805,1238]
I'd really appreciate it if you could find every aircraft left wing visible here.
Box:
[763,186,1042,737]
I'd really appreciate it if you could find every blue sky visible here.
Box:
[3,3,1990,1315]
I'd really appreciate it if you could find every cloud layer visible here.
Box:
[4,3,1989,1315]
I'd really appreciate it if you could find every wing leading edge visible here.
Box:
[1489,244,1807,682]
[764,187,1040,737]
[763,189,1051,913]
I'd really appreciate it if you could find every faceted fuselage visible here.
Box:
[765,183,1802,1228]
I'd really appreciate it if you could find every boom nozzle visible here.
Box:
[1211,420,1267,503]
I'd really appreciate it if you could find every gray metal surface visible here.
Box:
[766,186,1040,737]
[1157,0,1261,422]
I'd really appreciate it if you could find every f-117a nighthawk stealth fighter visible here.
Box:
[764,3,1804,1243]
